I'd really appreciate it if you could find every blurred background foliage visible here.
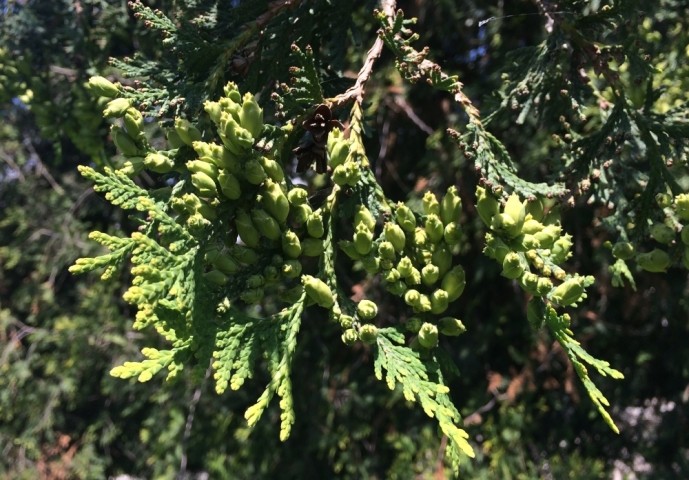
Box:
[1,0,688,478]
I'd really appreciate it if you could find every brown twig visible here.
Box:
[328,0,397,107]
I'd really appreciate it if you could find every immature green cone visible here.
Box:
[384,268,401,283]
[649,223,675,244]
[358,324,378,344]
[520,272,540,295]
[144,152,175,173]
[260,156,285,182]
[291,203,312,225]
[501,252,525,279]
[384,223,406,252]
[242,157,267,185]
[353,224,374,255]
[251,209,281,241]
[636,249,671,272]
[550,234,573,264]
[418,322,439,348]
[361,255,381,274]
[221,114,253,154]
[440,186,462,225]
[536,277,553,296]
[191,171,218,197]
[355,205,376,232]
[87,75,120,98]
[476,186,500,227]
[438,317,466,336]
[112,126,140,156]
[338,240,361,260]
[103,97,131,118]
[123,108,144,137]
[205,248,240,274]
[424,214,444,244]
[281,259,302,279]
[204,270,228,286]
[218,170,242,200]
[239,92,264,138]
[302,275,335,308]
[549,277,585,306]
[281,230,302,259]
[204,100,223,125]
[611,241,635,260]
[675,194,689,221]
[533,224,562,249]
[378,241,396,261]
[395,203,417,232]
[186,159,218,178]
[332,164,348,186]
[357,300,378,320]
[228,245,259,264]
[522,218,545,235]
[444,222,462,246]
[341,328,359,346]
[235,210,260,248]
[288,187,308,205]
[430,289,449,314]
[174,117,202,146]
[432,243,453,277]
[307,211,325,238]
[441,265,466,301]
[241,288,264,304]
[422,192,440,216]
[329,138,350,168]
[397,256,414,278]
[421,264,440,286]
[262,179,290,223]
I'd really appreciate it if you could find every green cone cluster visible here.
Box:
[337,188,468,348]
[478,186,592,308]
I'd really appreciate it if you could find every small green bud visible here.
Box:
[536,277,553,295]
[281,230,302,258]
[204,100,223,125]
[282,259,302,279]
[246,274,265,288]
[421,264,440,286]
[354,224,374,255]
[438,317,466,336]
[501,252,525,279]
[205,248,240,274]
[656,193,672,208]
[252,209,281,241]
[404,289,420,307]
[260,157,285,183]
[287,187,308,205]
[440,186,462,225]
[261,179,290,223]
[123,108,144,137]
[476,186,500,227]
[405,267,422,286]
[525,198,545,222]
[341,328,358,346]
[424,214,444,244]
[307,211,325,238]
[243,158,267,185]
[174,117,202,146]
[418,322,439,348]
[422,191,440,216]
[361,255,381,274]
[636,248,671,272]
[86,75,120,98]
[675,194,689,221]
[291,203,312,225]
[441,265,466,301]
[432,243,453,277]
[549,277,586,306]
[355,205,376,232]
[397,256,414,277]
[302,275,334,308]
[430,289,449,314]
[378,241,397,260]
[384,268,401,283]
[612,241,635,260]
[186,159,218,178]
[339,315,354,329]
[239,92,264,138]
[520,272,540,295]
[301,238,324,257]
[218,170,242,200]
[357,300,378,320]
[503,193,526,234]
[415,293,432,312]
[103,97,131,118]
[144,152,175,173]
[521,234,541,250]
[191,171,218,197]
[235,210,260,248]
[223,82,241,102]
[649,223,675,245]
[413,227,428,248]
[384,223,406,252]
[112,126,140,156]
[228,245,259,264]
[329,138,350,168]
[522,218,544,235]
[359,324,378,344]
[263,265,279,282]
[332,164,348,186]
[395,203,417,232]
[533,224,561,249]
[386,280,407,295]
[443,222,462,245]
[550,234,573,264]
